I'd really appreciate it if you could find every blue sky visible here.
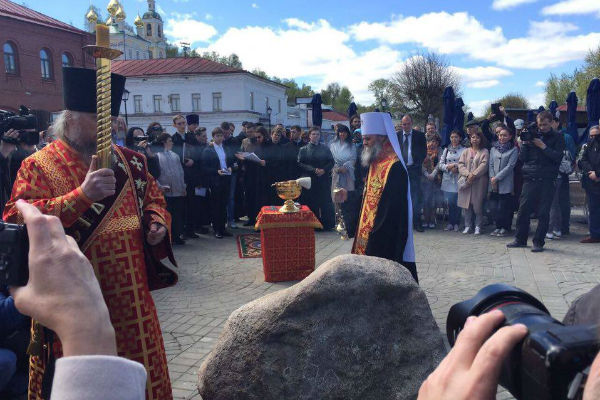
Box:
[27,0,600,115]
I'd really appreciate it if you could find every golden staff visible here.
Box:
[84,1,124,168]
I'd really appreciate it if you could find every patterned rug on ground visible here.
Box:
[237,234,262,258]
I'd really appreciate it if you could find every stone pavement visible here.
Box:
[152,215,600,400]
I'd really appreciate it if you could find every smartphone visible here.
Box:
[491,103,501,118]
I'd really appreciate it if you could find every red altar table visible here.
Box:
[255,205,323,282]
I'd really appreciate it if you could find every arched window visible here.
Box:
[40,48,52,79]
[3,42,18,74]
[159,50,163,58]
[146,23,152,36]
[61,52,73,67]
[158,25,162,38]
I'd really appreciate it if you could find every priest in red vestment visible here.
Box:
[3,67,176,400]
[349,112,418,282]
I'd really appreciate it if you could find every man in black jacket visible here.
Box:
[201,127,233,239]
[298,127,335,230]
[578,125,600,243]
[397,114,426,232]
[183,114,206,237]
[507,111,565,252]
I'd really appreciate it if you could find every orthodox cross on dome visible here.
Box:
[148,0,156,12]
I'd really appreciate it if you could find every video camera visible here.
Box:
[447,284,600,400]
[519,122,540,142]
[0,221,29,287]
[0,106,38,143]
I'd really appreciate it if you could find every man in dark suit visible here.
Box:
[397,114,427,232]
[201,127,234,239]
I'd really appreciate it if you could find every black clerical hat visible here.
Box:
[186,114,199,125]
[465,119,480,127]
[62,67,126,117]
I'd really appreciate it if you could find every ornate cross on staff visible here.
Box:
[85,0,124,168]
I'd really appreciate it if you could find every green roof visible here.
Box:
[142,11,162,21]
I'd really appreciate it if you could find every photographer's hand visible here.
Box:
[418,310,527,400]
[584,351,600,400]
[532,138,547,150]
[11,200,117,357]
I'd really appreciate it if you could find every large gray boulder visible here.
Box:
[198,254,446,400]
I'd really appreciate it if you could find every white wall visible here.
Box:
[120,72,288,134]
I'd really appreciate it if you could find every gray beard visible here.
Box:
[361,141,383,167]
[62,132,97,159]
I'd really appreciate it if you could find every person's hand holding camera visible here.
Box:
[11,200,117,357]
[81,155,116,202]
[532,138,546,150]
[0,128,19,157]
[418,310,527,400]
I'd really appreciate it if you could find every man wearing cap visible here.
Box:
[3,67,176,400]
[346,112,418,282]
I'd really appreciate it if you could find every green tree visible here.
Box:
[200,51,243,68]
[251,68,269,79]
[482,93,530,118]
[320,83,341,105]
[544,73,575,106]
[165,42,180,58]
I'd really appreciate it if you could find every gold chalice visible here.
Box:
[273,180,302,213]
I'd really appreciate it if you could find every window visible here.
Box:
[146,23,152,36]
[128,49,132,59]
[134,95,142,113]
[192,93,201,111]
[40,48,52,79]
[265,96,269,113]
[153,95,162,113]
[3,42,17,74]
[250,92,254,111]
[61,52,73,67]
[158,25,162,38]
[148,51,153,59]
[159,50,163,58]
[169,94,180,112]
[278,99,281,114]
[212,92,222,111]
[136,50,140,59]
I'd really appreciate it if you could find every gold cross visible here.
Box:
[62,199,76,213]
[369,176,383,193]
[130,156,143,171]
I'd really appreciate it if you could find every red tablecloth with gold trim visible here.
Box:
[255,205,322,282]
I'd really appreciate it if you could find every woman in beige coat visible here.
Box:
[458,129,489,235]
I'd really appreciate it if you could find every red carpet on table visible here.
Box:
[236,234,262,258]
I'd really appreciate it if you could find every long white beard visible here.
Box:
[361,141,383,167]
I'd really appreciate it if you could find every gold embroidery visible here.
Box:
[98,215,141,235]
[91,203,106,215]
[77,217,92,228]
[135,178,147,192]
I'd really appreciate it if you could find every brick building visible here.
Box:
[0,0,94,127]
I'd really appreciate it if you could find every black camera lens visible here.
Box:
[447,283,549,345]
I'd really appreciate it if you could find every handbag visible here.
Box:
[457,175,470,190]
[559,150,574,175]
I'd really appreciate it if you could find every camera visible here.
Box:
[133,135,150,143]
[447,284,600,400]
[519,122,540,142]
[0,106,37,140]
[0,221,29,287]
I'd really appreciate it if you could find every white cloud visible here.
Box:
[469,100,491,116]
[350,12,600,69]
[492,0,538,10]
[528,92,546,108]
[468,80,501,89]
[528,20,578,37]
[164,15,218,44]
[542,0,600,17]
[195,19,402,103]
[205,13,213,20]
[156,4,166,16]
[535,80,546,87]
[251,3,259,8]
[452,66,512,82]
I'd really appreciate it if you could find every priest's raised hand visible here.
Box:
[80,155,117,201]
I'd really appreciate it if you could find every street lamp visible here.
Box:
[267,106,272,132]
[122,88,130,125]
